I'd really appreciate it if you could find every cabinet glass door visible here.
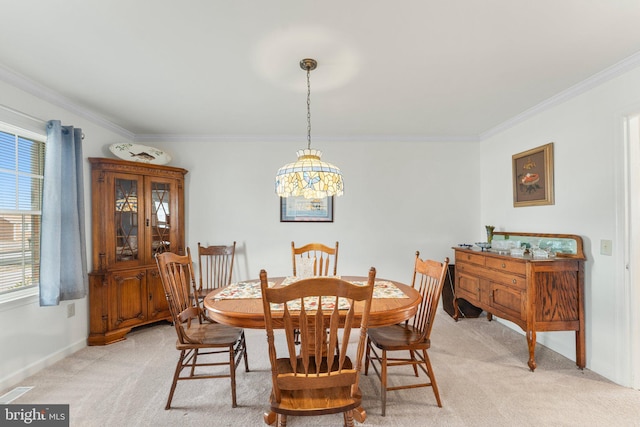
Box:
[150,181,172,258]
[114,178,140,262]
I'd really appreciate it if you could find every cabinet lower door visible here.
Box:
[146,267,170,320]
[110,269,147,329]
[487,282,523,319]
[456,271,481,302]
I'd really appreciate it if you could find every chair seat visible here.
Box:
[271,386,363,416]
[271,357,361,416]
[176,323,244,349]
[367,324,430,351]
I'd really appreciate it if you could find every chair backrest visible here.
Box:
[291,241,339,277]
[156,249,202,343]
[197,242,236,292]
[409,252,450,342]
[260,268,375,403]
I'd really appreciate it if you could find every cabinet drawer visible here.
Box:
[485,257,526,275]
[488,271,526,290]
[458,261,525,290]
[457,251,486,266]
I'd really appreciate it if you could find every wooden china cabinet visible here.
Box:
[88,157,188,345]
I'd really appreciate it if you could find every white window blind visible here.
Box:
[0,125,45,295]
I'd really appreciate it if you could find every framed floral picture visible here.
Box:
[280,196,334,222]
[512,143,554,207]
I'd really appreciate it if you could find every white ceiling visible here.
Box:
[1,0,640,142]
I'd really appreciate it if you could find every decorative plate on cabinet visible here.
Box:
[109,143,172,165]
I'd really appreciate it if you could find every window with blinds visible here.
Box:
[0,126,45,296]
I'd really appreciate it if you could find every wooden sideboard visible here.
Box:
[453,232,585,371]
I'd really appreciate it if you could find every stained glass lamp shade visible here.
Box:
[275,149,344,199]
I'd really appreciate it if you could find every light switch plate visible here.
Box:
[600,239,612,256]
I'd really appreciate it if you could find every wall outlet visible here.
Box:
[600,239,613,256]
[67,302,75,318]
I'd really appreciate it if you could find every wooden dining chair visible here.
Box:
[291,241,340,344]
[364,252,449,416]
[193,242,235,314]
[259,268,376,427]
[291,241,339,277]
[156,249,248,410]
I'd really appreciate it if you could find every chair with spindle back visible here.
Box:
[156,249,248,409]
[260,268,375,426]
[291,241,339,277]
[364,252,449,416]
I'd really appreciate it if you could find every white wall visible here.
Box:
[480,66,640,386]
[161,138,480,284]
[0,80,133,391]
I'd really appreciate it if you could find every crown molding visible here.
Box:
[134,133,479,143]
[480,50,640,140]
[0,64,134,140]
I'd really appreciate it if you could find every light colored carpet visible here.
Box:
[4,309,640,426]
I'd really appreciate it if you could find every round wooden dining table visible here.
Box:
[204,276,421,329]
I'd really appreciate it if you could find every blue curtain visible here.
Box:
[39,120,87,306]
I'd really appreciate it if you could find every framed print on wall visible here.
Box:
[512,142,554,207]
[280,196,334,222]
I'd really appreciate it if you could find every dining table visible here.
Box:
[204,275,422,329]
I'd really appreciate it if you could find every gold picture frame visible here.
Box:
[512,142,554,207]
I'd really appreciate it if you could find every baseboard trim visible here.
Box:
[0,339,86,392]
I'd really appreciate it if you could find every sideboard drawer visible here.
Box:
[485,257,526,276]
[459,252,486,266]
[487,271,526,290]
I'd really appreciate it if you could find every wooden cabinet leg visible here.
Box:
[453,298,460,321]
[526,329,537,371]
[575,330,586,369]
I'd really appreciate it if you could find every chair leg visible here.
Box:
[381,349,388,417]
[422,349,442,407]
[352,406,366,423]
[166,349,186,410]
[242,331,250,372]
[264,411,277,425]
[277,414,287,427]
[344,410,354,427]
[229,344,237,408]
[364,337,371,375]
[409,350,419,376]
[190,348,199,377]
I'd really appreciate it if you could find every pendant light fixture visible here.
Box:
[275,58,344,199]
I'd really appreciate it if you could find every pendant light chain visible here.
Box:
[306,65,312,150]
